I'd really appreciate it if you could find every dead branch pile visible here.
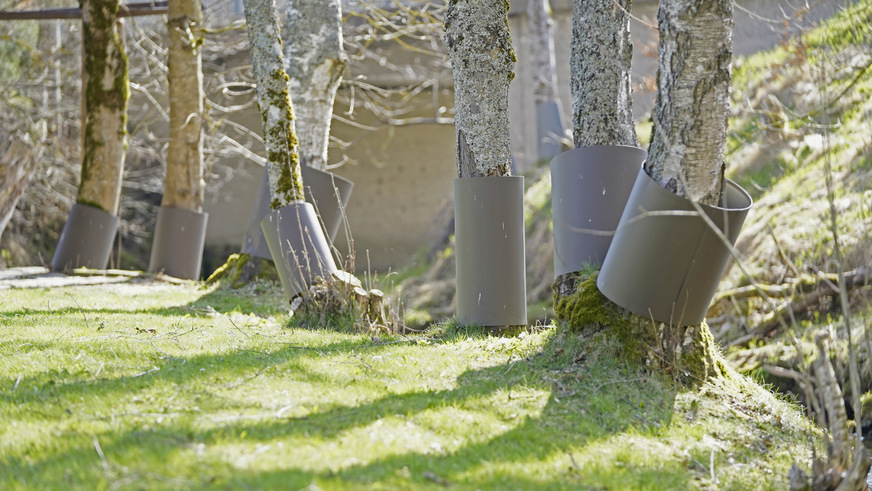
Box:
[710,266,872,347]
[788,332,870,491]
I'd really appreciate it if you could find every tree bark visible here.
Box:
[284,0,346,171]
[163,0,205,212]
[527,0,558,107]
[0,135,42,242]
[570,0,637,148]
[444,0,515,178]
[77,0,129,214]
[243,0,305,209]
[645,0,732,206]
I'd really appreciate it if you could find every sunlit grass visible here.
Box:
[0,280,821,490]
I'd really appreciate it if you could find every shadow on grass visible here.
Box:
[0,277,289,320]
[2,316,680,489]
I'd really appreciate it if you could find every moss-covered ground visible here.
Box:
[0,278,821,489]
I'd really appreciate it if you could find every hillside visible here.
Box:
[707,0,872,402]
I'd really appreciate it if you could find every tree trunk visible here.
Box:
[163,0,205,212]
[444,0,515,178]
[570,0,637,148]
[554,0,637,303]
[284,0,346,171]
[0,135,42,242]
[644,0,732,206]
[77,0,129,214]
[527,0,558,107]
[243,0,305,209]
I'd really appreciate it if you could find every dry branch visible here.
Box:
[0,135,42,242]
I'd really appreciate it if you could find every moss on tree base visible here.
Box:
[205,253,278,288]
[554,272,727,385]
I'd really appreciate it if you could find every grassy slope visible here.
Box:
[1,280,818,490]
[723,0,872,291]
[711,0,872,376]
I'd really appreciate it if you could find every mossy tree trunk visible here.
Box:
[645,0,732,206]
[444,0,515,178]
[527,0,558,108]
[163,0,205,212]
[284,0,346,172]
[243,0,305,209]
[77,0,129,215]
[553,0,637,302]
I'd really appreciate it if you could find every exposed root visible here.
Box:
[294,270,401,335]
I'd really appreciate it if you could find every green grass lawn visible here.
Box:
[0,278,821,490]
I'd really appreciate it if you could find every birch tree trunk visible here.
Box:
[527,0,558,107]
[644,0,732,206]
[243,0,305,208]
[163,0,205,212]
[284,0,346,171]
[444,0,515,178]
[570,0,637,148]
[77,0,129,214]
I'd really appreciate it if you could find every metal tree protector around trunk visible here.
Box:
[51,203,120,271]
[550,145,645,278]
[454,177,527,327]
[148,206,208,279]
[52,0,128,271]
[284,0,346,172]
[644,0,732,206]
[242,164,353,258]
[597,171,752,325]
[445,0,526,327]
[570,0,637,148]
[527,0,565,160]
[260,202,338,298]
[149,0,208,280]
